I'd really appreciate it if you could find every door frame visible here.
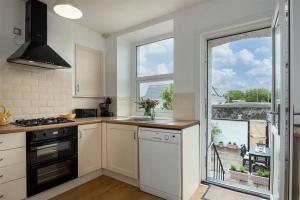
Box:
[271,0,292,199]
[198,18,273,198]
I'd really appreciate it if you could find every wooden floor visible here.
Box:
[51,176,162,200]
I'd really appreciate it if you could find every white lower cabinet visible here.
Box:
[0,163,26,184]
[106,124,138,179]
[0,132,26,200]
[0,178,26,200]
[78,124,102,177]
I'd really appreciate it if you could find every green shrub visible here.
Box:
[229,165,236,171]
[256,169,270,178]
[233,142,237,145]
[228,142,232,145]
[239,165,245,173]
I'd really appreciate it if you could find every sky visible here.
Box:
[211,37,272,93]
[136,36,272,97]
[137,38,174,77]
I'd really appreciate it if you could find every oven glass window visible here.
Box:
[37,160,72,185]
[33,141,72,163]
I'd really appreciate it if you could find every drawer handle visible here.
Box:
[0,194,4,198]
[0,175,4,178]
[0,159,3,162]
[0,142,3,145]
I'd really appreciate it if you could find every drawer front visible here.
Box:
[0,163,26,184]
[0,178,26,200]
[0,132,25,151]
[0,148,26,167]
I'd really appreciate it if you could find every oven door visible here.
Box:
[27,156,78,197]
[27,138,77,165]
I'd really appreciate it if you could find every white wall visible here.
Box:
[105,0,276,119]
[0,0,106,114]
[291,0,300,123]
[116,38,131,116]
[291,0,300,198]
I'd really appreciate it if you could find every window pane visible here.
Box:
[139,80,173,110]
[137,38,174,77]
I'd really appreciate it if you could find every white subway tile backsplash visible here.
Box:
[0,61,72,121]
[13,100,31,107]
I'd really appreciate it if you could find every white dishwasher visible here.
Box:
[138,127,181,200]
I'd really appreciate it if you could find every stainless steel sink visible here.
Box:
[114,117,153,122]
[114,117,172,123]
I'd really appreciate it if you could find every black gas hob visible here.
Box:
[14,117,73,127]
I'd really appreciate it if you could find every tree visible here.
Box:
[224,88,271,102]
[224,90,245,102]
[160,84,173,110]
[244,88,271,102]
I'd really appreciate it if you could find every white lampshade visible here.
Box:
[53,0,83,19]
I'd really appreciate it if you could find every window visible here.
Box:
[135,38,174,111]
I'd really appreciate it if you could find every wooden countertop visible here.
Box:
[0,117,199,134]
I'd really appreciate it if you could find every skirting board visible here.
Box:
[102,169,139,187]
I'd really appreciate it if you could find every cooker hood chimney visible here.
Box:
[7,0,71,69]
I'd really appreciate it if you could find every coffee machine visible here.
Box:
[100,97,113,117]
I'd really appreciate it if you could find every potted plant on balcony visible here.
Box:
[250,169,270,186]
[229,165,249,182]
[227,141,238,149]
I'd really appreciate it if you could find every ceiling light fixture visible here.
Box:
[53,0,83,19]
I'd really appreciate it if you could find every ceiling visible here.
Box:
[40,0,203,34]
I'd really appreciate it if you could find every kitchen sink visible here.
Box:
[114,117,172,123]
[114,117,153,122]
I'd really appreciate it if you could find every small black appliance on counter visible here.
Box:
[74,109,98,118]
[100,97,113,117]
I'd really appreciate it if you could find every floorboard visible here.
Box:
[51,176,162,200]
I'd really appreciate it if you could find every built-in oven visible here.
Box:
[26,126,78,197]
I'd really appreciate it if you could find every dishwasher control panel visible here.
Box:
[138,128,181,144]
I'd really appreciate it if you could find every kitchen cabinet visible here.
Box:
[0,132,26,200]
[78,124,102,177]
[105,124,138,179]
[75,44,104,97]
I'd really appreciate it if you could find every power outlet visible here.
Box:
[13,28,22,36]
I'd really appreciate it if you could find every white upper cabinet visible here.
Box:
[75,44,104,97]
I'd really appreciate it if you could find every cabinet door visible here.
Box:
[75,44,104,97]
[106,124,138,179]
[78,124,101,177]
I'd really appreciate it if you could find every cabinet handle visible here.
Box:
[133,131,137,140]
[79,131,82,139]
[0,195,4,198]
[76,84,80,93]
[0,175,3,178]
[0,159,3,162]
[0,142,3,145]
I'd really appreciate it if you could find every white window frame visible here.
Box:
[131,33,174,115]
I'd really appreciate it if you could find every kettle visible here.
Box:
[0,105,11,126]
